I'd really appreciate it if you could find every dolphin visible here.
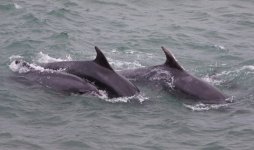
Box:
[119,47,228,104]
[11,60,101,96]
[41,46,139,98]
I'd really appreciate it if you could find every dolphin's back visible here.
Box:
[172,69,227,103]
[43,61,139,98]
[119,47,228,104]
[42,47,139,98]
[18,70,100,95]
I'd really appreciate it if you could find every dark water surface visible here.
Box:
[1,0,254,149]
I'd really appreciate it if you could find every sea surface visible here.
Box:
[1,0,254,149]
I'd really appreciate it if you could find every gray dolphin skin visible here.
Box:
[119,47,228,104]
[13,60,101,95]
[42,46,139,98]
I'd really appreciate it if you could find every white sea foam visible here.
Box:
[105,96,135,103]
[36,52,72,63]
[242,65,254,71]
[9,60,57,73]
[183,103,229,111]
[97,90,108,99]
[111,49,117,53]
[14,3,22,9]
[9,54,62,73]
[107,58,144,70]
[214,45,226,51]
[9,55,23,61]
[202,75,223,86]
[101,93,149,103]
[125,50,135,54]
[28,63,58,73]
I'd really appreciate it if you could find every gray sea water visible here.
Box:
[1,0,254,149]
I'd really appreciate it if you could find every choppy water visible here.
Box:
[1,0,254,149]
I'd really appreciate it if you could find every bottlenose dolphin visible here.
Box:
[119,47,228,104]
[11,60,101,95]
[42,46,139,98]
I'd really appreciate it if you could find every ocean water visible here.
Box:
[1,0,254,149]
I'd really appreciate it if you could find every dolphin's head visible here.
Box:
[15,60,30,68]
[10,60,32,73]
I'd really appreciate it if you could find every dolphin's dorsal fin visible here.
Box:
[161,46,184,71]
[94,46,114,71]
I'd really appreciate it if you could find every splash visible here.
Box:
[242,65,254,71]
[35,52,72,64]
[100,93,149,103]
[111,49,117,53]
[97,90,108,99]
[202,75,223,86]
[28,63,59,73]
[9,55,62,73]
[214,45,226,51]
[9,55,23,61]
[124,50,135,54]
[107,57,144,70]
[9,59,59,73]
[14,3,22,9]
